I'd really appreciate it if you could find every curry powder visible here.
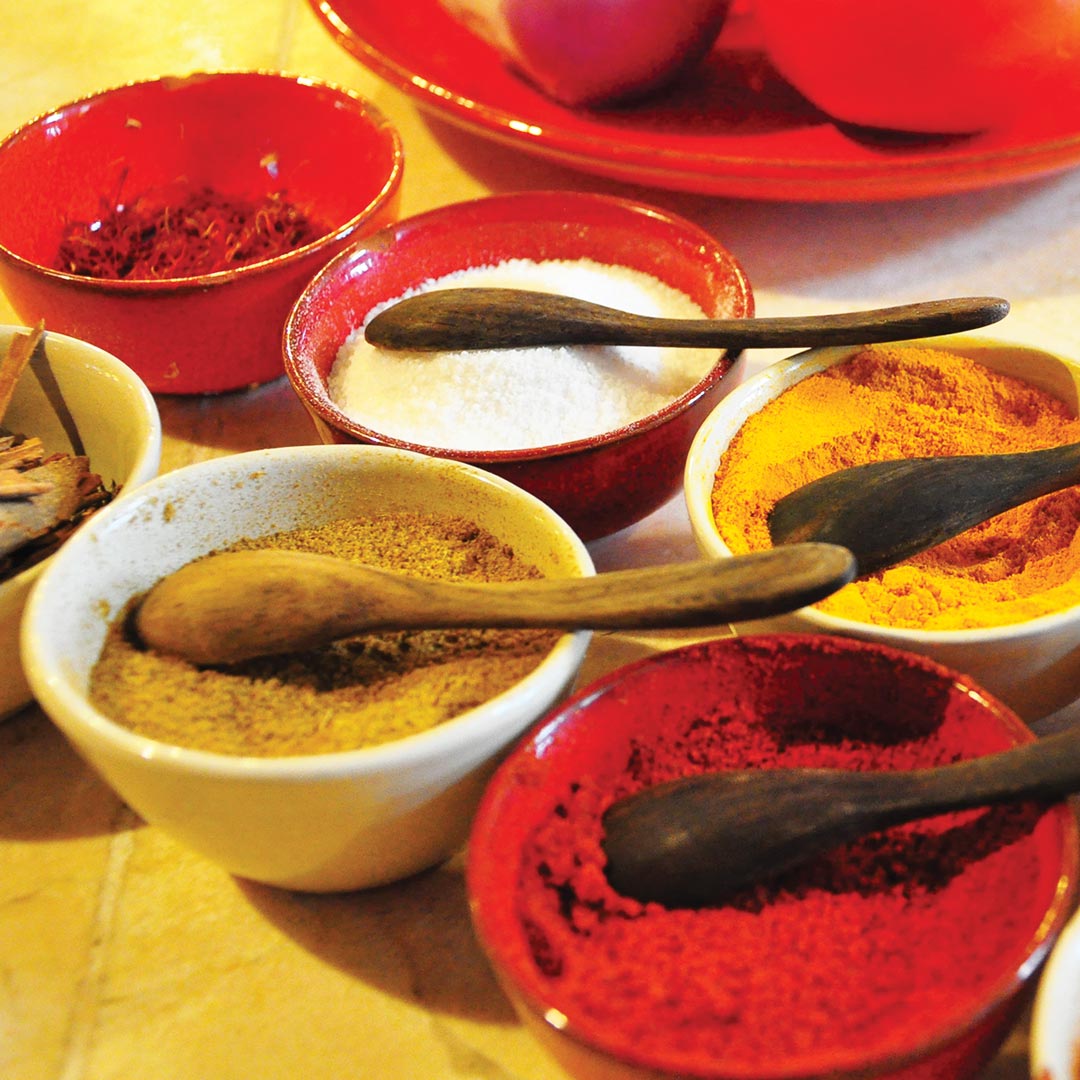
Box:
[711,344,1080,630]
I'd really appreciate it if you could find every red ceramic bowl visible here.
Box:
[283,190,752,541]
[468,634,1079,1080]
[0,72,403,394]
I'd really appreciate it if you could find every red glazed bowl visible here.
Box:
[282,190,752,541]
[468,633,1079,1080]
[0,72,403,394]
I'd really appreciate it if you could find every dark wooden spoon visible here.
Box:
[602,721,1080,908]
[363,289,1009,351]
[768,442,1080,575]
[134,542,855,666]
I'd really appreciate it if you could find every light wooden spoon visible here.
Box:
[768,441,1080,575]
[602,721,1080,908]
[133,542,855,666]
[363,289,1010,352]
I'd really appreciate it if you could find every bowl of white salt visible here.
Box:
[283,190,753,540]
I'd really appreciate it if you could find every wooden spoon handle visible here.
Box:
[770,440,1080,574]
[850,720,1080,828]
[364,289,1010,351]
[595,297,1010,350]
[377,542,855,628]
[135,542,856,665]
[602,722,1080,906]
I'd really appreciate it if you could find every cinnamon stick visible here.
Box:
[0,322,44,422]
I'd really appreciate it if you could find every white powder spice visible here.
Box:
[327,258,722,451]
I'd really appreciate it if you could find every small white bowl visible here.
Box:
[1032,907,1080,1080]
[0,326,161,719]
[685,335,1080,723]
[21,444,593,892]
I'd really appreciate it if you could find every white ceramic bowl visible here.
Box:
[0,325,161,719]
[685,335,1080,723]
[1032,906,1080,1080]
[21,444,593,892]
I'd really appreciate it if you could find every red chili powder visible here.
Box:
[504,636,1068,1076]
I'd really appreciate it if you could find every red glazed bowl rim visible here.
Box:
[282,189,753,464]
[0,70,405,293]
[467,632,1080,1080]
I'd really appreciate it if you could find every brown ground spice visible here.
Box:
[89,512,560,756]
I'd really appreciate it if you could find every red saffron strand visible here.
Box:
[56,183,329,280]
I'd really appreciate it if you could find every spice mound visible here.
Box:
[56,180,328,280]
[328,257,722,451]
[507,636,1064,1075]
[89,512,560,756]
[711,344,1080,630]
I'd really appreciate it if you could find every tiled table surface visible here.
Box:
[3,2,1080,1076]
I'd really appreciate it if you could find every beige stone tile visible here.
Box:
[0,709,129,1080]
[82,834,557,1079]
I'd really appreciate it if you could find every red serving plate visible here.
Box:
[309,0,1080,202]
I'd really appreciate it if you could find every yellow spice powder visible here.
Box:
[710,344,1080,630]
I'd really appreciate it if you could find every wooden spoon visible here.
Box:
[768,441,1080,575]
[133,542,855,666]
[602,721,1080,907]
[363,289,1009,352]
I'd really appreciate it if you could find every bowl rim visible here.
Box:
[1031,901,1080,1079]
[685,334,1080,643]
[0,323,163,599]
[0,69,405,291]
[21,443,594,779]
[467,631,1080,1080]
[282,188,752,461]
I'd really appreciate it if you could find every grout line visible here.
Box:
[57,808,139,1080]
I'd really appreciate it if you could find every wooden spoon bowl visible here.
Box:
[603,715,1080,907]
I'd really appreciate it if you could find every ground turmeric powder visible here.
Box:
[711,344,1080,630]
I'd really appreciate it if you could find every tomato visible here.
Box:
[750,0,1080,134]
